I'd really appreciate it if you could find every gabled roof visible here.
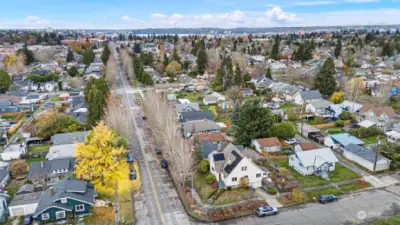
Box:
[343,144,389,163]
[28,158,75,179]
[329,133,364,146]
[0,99,14,107]
[310,99,334,109]
[34,178,97,218]
[182,119,220,133]
[254,137,282,147]
[51,131,89,146]
[180,110,214,122]
[294,148,338,168]
[175,103,200,114]
[9,191,42,207]
[299,90,322,100]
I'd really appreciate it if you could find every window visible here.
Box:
[75,204,85,212]
[244,175,248,179]
[61,198,67,203]
[256,173,261,178]
[241,166,247,171]
[263,173,267,176]
[211,167,214,171]
[232,177,237,182]
[42,213,49,221]
[56,211,66,219]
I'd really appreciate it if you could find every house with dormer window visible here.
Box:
[28,158,75,185]
[33,178,97,223]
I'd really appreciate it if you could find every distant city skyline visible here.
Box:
[0,0,399,29]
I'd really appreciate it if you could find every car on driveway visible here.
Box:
[129,168,137,180]
[161,159,168,169]
[284,138,298,145]
[23,215,33,225]
[318,194,338,204]
[127,153,134,163]
[256,206,278,217]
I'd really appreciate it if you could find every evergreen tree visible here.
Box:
[84,78,109,103]
[234,64,242,86]
[68,66,79,77]
[334,39,342,58]
[230,100,275,145]
[163,54,170,68]
[66,48,74,62]
[196,39,208,75]
[314,58,337,96]
[172,47,180,62]
[87,88,107,127]
[0,70,12,93]
[133,43,141,54]
[82,48,94,66]
[18,44,34,65]
[266,67,272,79]
[270,35,280,60]
[101,44,111,64]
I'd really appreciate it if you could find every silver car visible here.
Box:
[256,206,278,217]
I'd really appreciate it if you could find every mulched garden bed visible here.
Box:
[207,200,266,221]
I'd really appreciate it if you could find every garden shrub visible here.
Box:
[339,111,353,120]
[267,187,277,195]
[206,174,216,184]
[198,159,210,173]
[335,120,344,127]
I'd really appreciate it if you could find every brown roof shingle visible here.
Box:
[299,143,318,151]
[255,137,282,147]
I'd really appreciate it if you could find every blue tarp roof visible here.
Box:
[329,133,364,146]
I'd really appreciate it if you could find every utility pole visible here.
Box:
[373,136,381,173]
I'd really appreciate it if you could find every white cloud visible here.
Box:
[151,13,168,20]
[265,7,296,22]
[23,16,49,25]
[344,0,379,2]
[295,1,336,6]
[195,14,213,20]
[229,10,246,23]
[170,14,184,20]
[121,16,134,21]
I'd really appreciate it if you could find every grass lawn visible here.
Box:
[322,128,345,134]
[194,173,217,203]
[372,216,400,225]
[216,117,230,123]
[51,96,61,102]
[200,105,211,111]
[28,144,51,153]
[26,157,46,164]
[135,92,143,104]
[305,187,342,202]
[290,168,329,188]
[339,180,371,193]
[361,136,385,146]
[274,159,289,168]
[280,104,296,110]
[213,188,255,206]
[0,115,18,120]
[328,163,360,182]
[176,92,204,103]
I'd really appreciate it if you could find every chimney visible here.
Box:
[217,143,222,152]
[40,161,44,168]
[50,187,55,196]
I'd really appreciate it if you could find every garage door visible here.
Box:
[11,207,25,217]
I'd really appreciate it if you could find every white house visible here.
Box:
[289,148,338,177]
[208,143,269,188]
[342,144,391,172]
[251,137,282,153]
[203,95,218,105]
[8,192,41,217]
[0,144,27,161]
[294,90,322,105]
[306,99,334,117]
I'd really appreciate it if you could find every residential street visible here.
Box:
[112,43,400,225]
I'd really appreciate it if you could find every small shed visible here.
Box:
[8,192,42,217]
[297,123,321,137]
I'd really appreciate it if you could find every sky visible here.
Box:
[0,0,399,29]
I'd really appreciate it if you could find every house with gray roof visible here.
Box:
[278,85,302,102]
[28,158,75,184]
[175,103,200,118]
[180,110,214,122]
[294,90,322,105]
[0,99,20,114]
[208,143,269,189]
[51,131,88,146]
[342,144,391,172]
[306,99,334,117]
[0,168,9,190]
[33,178,97,223]
[182,119,220,137]
[8,191,42,217]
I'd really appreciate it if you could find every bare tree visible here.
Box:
[232,54,248,71]
[9,160,29,178]
[206,48,221,74]
[253,63,266,76]
[34,49,57,63]
[226,86,243,105]
[345,78,364,103]
[68,77,85,89]
[9,53,27,74]
[104,93,130,138]
[375,82,391,106]
[143,91,195,185]
[105,53,117,88]
[120,49,134,80]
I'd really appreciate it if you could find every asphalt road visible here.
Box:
[112,43,400,225]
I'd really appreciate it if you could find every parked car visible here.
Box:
[129,168,137,180]
[318,194,338,204]
[284,138,298,146]
[23,216,33,225]
[127,153,134,163]
[256,206,278,217]
[156,147,161,154]
[161,159,168,169]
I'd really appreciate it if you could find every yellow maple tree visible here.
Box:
[329,91,345,104]
[2,53,16,69]
[74,121,127,190]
